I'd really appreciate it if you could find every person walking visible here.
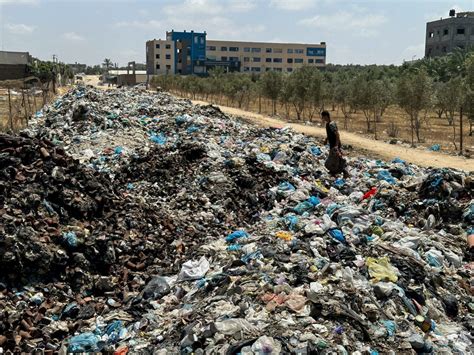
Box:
[321,110,349,178]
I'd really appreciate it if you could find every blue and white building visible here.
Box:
[146,30,326,75]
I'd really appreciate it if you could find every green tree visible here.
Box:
[260,70,283,115]
[396,69,433,145]
[464,56,474,136]
[103,58,113,70]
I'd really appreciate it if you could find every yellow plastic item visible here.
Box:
[372,226,384,237]
[314,180,329,194]
[260,145,271,153]
[275,231,293,241]
[366,257,398,283]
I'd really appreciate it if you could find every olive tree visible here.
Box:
[396,70,433,145]
[260,70,283,115]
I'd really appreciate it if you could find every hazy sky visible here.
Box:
[0,0,473,66]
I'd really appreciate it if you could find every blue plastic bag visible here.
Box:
[187,125,199,133]
[283,215,299,231]
[68,332,101,352]
[293,196,320,215]
[328,229,346,243]
[334,178,345,187]
[309,146,322,156]
[62,231,77,248]
[150,133,167,145]
[382,320,396,336]
[392,157,405,164]
[377,170,396,184]
[278,181,296,192]
[429,144,441,151]
[225,230,248,243]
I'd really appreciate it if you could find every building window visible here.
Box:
[229,47,239,51]
[295,49,303,54]
[287,49,293,54]
[166,65,171,70]
[251,67,261,72]
[244,57,250,62]
[273,58,282,63]
[273,48,282,53]
[207,46,216,51]
[443,29,449,35]
[274,68,282,72]
[244,47,250,52]
[287,68,293,72]
[251,48,261,53]
[221,46,228,51]
[265,68,271,72]
[194,36,198,44]
[295,58,303,63]
[221,56,227,61]
[229,56,238,61]
[244,67,250,72]
[155,44,160,49]
[156,54,160,59]
[166,44,171,49]
[428,32,434,38]
[442,46,447,53]
[200,36,205,44]
[253,57,261,62]
[315,59,324,63]
[308,59,314,63]
[457,28,465,35]
[156,64,160,69]
[287,58,293,63]
[166,54,171,59]
[266,48,272,53]
[265,58,272,62]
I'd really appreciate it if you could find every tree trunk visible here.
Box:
[373,111,377,140]
[460,107,463,154]
[258,95,261,114]
[8,88,13,131]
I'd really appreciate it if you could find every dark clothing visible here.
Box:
[326,121,340,149]
[325,147,347,174]
[324,120,347,175]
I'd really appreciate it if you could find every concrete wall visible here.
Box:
[117,74,147,86]
[425,15,474,57]
[0,64,29,80]
[0,51,29,65]
[206,40,326,73]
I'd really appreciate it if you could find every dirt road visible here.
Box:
[191,99,473,172]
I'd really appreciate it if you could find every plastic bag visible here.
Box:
[178,256,210,281]
[68,332,101,352]
[225,230,248,243]
[366,257,398,282]
[275,231,293,241]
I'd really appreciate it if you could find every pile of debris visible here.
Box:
[1,86,472,354]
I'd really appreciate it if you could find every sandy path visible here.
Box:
[191,99,473,172]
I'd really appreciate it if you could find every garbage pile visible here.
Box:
[1,86,473,354]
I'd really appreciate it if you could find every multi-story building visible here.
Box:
[146,30,326,76]
[206,40,326,73]
[425,10,474,57]
[146,30,207,75]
